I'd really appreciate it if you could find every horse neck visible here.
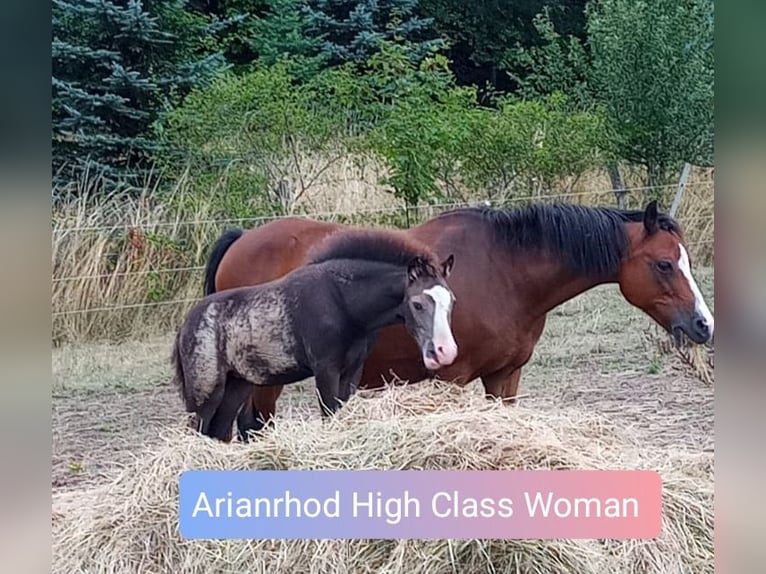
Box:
[509,252,618,320]
[330,261,406,332]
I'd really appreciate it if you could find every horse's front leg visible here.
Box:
[336,335,375,404]
[314,366,342,417]
[338,359,366,403]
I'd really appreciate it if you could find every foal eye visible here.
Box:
[413,302,424,311]
[655,260,673,273]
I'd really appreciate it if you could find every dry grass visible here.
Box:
[51,382,713,574]
[642,326,715,386]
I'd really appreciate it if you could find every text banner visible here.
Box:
[179,470,662,540]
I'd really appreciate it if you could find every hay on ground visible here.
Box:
[52,382,713,574]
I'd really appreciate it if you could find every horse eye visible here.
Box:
[655,260,673,273]
[413,302,424,311]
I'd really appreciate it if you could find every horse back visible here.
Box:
[215,217,345,291]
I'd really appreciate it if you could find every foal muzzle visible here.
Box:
[423,339,458,370]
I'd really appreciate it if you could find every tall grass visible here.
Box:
[52,162,714,344]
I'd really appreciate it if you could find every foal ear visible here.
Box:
[407,257,423,283]
[440,254,455,278]
[643,200,659,235]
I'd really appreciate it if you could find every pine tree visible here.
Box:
[250,0,327,80]
[304,0,445,67]
[52,0,227,187]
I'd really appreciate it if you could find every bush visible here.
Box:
[160,60,362,216]
[452,93,610,201]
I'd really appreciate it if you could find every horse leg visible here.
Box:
[195,377,227,437]
[314,367,342,417]
[336,335,375,404]
[481,366,523,404]
[237,386,283,441]
[207,375,254,442]
[338,357,367,403]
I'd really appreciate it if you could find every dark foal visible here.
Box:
[172,230,457,442]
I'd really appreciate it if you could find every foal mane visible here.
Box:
[440,203,682,277]
[307,229,440,273]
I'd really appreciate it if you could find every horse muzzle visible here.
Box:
[672,311,714,345]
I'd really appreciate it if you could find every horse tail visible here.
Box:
[203,228,244,295]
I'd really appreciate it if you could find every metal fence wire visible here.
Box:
[51,183,714,320]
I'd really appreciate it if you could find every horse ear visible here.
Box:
[643,200,659,235]
[440,254,455,278]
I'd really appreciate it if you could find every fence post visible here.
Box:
[608,164,627,209]
[669,163,692,217]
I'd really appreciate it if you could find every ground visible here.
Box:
[52,271,714,492]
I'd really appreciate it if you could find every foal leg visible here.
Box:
[338,359,366,404]
[195,377,227,437]
[336,336,375,404]
[314,367,342,417]
[481,366,523,404]
[207,375,254,442]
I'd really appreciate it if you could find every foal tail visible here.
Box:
[171,331,191,410]
[203,228,244,295]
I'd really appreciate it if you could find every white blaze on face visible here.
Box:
[678,244,714,336]
[422,285,458,366]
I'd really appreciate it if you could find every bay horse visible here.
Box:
[173,229,457,441]
[204,201,714,434]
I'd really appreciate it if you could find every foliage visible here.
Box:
[304,0,446,66]
[363,42,477,205]
[249,0,328,80]
[52,0,227,186]
[587,0,714,187]
[51,0,715,207]
[161,60,362,215]
[186,0,269,68]
[162,36,611,213]
[502,9,593,110]
[459,93,611,199]
[418,0,588,93]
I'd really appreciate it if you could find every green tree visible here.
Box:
[419,0,587,94]
[503,9,592,110]
[249,0,328,80]
[304,0,445,66]
[364,42,477,206]
[587,0,714,189]
[52,0,226,186]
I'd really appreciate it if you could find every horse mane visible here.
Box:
[307,229,440,272]
[439,203,683,277]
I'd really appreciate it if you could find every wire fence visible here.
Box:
[51,182,715,330]
[51,232,716,291]
[51,234,717,318]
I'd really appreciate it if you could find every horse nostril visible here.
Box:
[694,318,709,335]
[437,345,444,355]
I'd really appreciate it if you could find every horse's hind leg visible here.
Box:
[482,366,522,404]
[196,378,226,437]
[208,375,253,441]
[238,386,283,441]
